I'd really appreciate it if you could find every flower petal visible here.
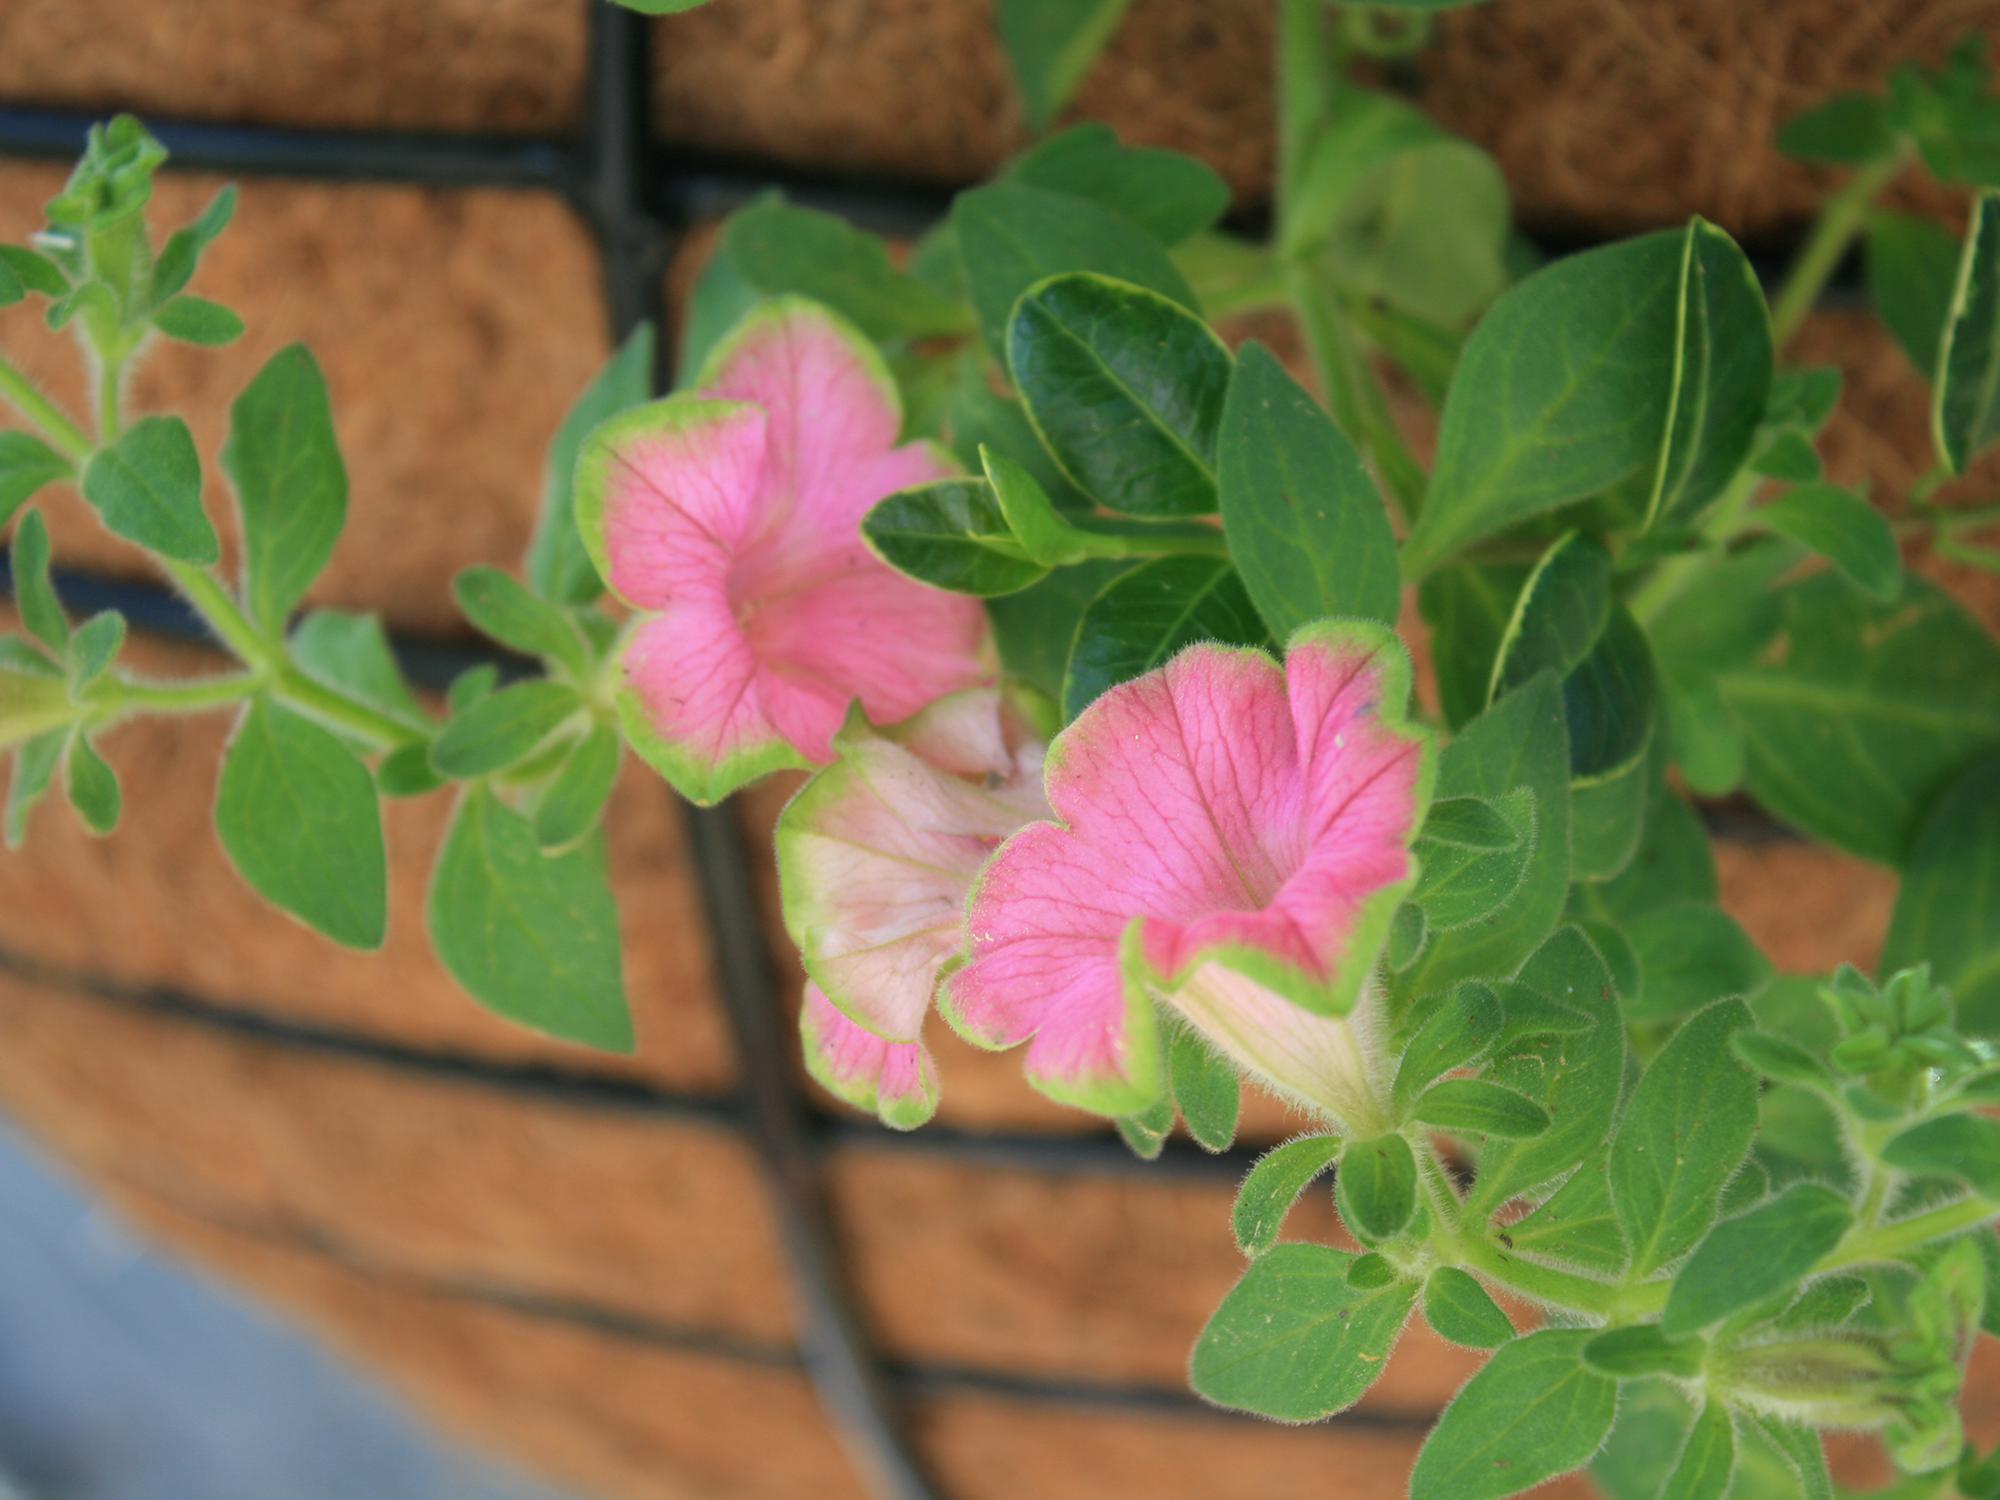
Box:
[616,600,805,805]
[700,297,915,537]
[575,398,768,611]
[777,694,1043,1042]
[800,983,938,1129]
[942,827,1165,1115]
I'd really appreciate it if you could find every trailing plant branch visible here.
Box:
[1768,148,1908,347]
[0,352,92,463]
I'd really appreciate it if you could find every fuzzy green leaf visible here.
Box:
[1190,1244,1417,1421]
[1169,1027,1239,1153]
[0,432,69,528]
[9,509,67,654]
[1880,1113,2000,1195]
[428,784,632,1052]
[429,680,579,780]
[1609,998,1757,1277]
[62,731,118,834]
[1625,902,1771,1023]
[530,324,653,606]
[1413,1078,1549,1138]
[720,198,970,342]
[1218,341,1399,634]
[1755,483,1901,600]
[1881,750,2000,1035]
[223,346,346,635]
[1336,1133,1417,1242]
[1410,1329,1618,1500]
[1423,1266,1514,1349]
[215,697,387,949]
[1232,1135,1343,1257]
[1582,1324,1707,1379]
[1868,210,1961,374]
[152,294,243,345]
[1661,1401,1735,1500]
[533,723,621,853]
[81,415,218,565]
[1391,979,1503,1113]
[1662,1184,1855,1335]
[995,0,1134,132]
[1004,123,1227,245]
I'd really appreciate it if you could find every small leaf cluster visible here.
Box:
[0,120,646,1054]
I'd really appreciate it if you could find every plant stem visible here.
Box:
[1451,1230,1624,1318]
[272,664,427,749]
[1767,149,1907,349]
[1626,468,1763,626]
[95,670,262,720]
[1288,266,1426,524]
[1069,525,1231,562]
[161,559,273,669]
[0,352,92,463]
[1276,0,1331,212]
[1829,1195,1999,1269]
[97,354,124,440]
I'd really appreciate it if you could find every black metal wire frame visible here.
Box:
[0,10,1854,1496]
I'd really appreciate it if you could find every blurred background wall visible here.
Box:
[0,3,1995,1498]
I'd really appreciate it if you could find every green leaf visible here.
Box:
[1754,484,1900,600]
[1336,1133,1417,1241]
[223,346,345,634]
[0,256,22,308]
[533,723,620,853]
[1217,342,1399,635]
[1412,787,1537,937]
[1749,1417,1832,1500]
[1642,219,1773,530]
[1405,229,1681,572]
[1719,575,2000,863]
[152,294,243,346]
[1729,1030,1834,1091]
[1060,555,1266,720]
[62,731,118,834]
[66,609,123,689]
[1568,736,1657,883]
[1868,211,1961,374]
[1775,1274,1870,1332]
[1661,1401,1734,1500]
[215,697,387,949]
[979,445,1090,567]
[1189,1244,1417,1421]
[953,184,1194,362]
[1423,1266,1514,1349]
[1609,998,1757,1277]
[428,784,632,1052]
[1779,93,1896,164]
[1468,928,1625,1213]
[1880,1113,2000,1195]
[1419,562,1526,728]
[1347,1252,1398,1289]
[1582,1324,1707,1379]
[9,509,67,654]
[1008,271,1227,518]
[1232,1135,1343,1257]
[376,742,445,798]
[1413,1078,1549,1138]
[719,198,970,342]
[1662,1183,1854,1335]
[7,730,63,848]
[0,432,70,527]
[453,566,590,676]
[1489,533,1658,780]
[1748,428,1822,483]
[1402,674,1570,992]
[1392,979,1503,1112]
[1935,191,2000,474]
[151,185,236,302]
[1626,902,1771,1023]
[1410,1329,1618,1500]
[0,246,66,298]
[1881,750,2000,1035]
[430,681,580,779]
[1004,123,1227,245]
[80,415,219,565]
[986,559,1131,703]
[530,324,653,606]
[1169,1027,1239,1153]
[994,0,1134,132]
[1508,1160,1626,1274]
[861,479,1047,597]
[287,610,428,735]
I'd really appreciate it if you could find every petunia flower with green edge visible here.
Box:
[778,687,1051,1128]
[574,297,991,805]
[940,621,1434,1127]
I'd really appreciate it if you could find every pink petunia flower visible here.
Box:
[778,688,1051,1127]
[941,622,1433,1129]
[575,297,991,804]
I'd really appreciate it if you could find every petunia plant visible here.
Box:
[6,4,2000,1496]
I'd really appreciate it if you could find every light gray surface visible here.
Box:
[0,1117,583,1500]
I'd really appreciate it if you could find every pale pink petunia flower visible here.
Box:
[575,297,991,804]
[941,623,1433,1128]
[778,688,1050,1127]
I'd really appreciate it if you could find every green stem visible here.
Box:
[94,670,262,721]
[97,354,124,440]
[1452,1230,1626,1318]
[1276,0,1331,213]
[272,664,426,750]
[1828,1195,1999,1269]
[1626,468,1763,626]
[1068,525,1231,562]
[0,352,92,464]
[1288,266,1425,525]
[161,560,274,670]
[1767,150,1907,349]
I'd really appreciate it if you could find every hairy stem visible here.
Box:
[271,663,426,749]
[1830,1194,1999,1268]
[95,670,262,720]
[1767,149,1907,348]
[1069,525,1232,562]
[0,352,93,464]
